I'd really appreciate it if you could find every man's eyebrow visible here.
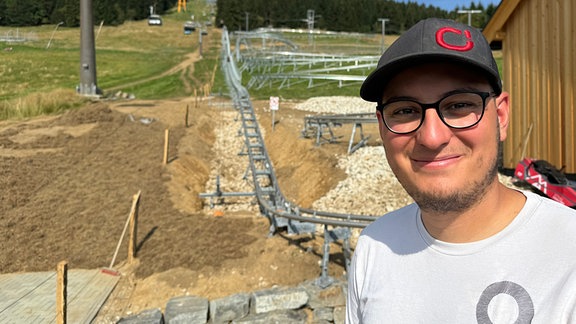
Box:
[446,87,486,94]
[382,95,416,103]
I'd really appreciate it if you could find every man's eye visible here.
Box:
[446,102,473,110]
[392,107,419,115]
[442,101,483,116]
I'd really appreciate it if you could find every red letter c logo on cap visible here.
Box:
[436,27,474,51]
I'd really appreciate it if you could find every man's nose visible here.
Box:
[414,109,452,149]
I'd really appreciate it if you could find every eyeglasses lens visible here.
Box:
[381,92,486,133]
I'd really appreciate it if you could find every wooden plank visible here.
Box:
[0,269,119,324]
[483,0,524,42]
[560,0,575,173]
[67,270,120,323]
[0,272,56,314]
[0,272,58,323]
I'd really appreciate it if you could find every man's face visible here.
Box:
[376,63,510,214]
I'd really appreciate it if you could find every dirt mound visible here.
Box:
[1,103,180,274]
[1,97,356,317]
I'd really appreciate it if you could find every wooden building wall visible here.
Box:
[498,0,575,173]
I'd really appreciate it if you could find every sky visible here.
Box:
[399,0,501,11]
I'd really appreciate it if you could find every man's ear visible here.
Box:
[495,92,510,141]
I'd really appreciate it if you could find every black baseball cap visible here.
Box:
[360,18,502,102]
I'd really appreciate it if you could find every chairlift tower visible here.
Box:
[307,9,315,32]
[458,9,482,27]
[78,0,100,96]
[245,12,249,31]
[378,18,389,53]
[306,9,317,47]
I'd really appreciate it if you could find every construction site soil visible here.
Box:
[0,96,385,320]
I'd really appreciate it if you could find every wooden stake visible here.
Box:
[128,191,141,263]
[185,104,189,128]
[109,190,141,269]
[163,129,170,165]
[56,261,68,324]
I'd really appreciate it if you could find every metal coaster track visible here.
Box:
[201,27,379,287]
[233,31,380,90]
[301,113,378,153]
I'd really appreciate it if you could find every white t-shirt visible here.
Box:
[347,191,576,323]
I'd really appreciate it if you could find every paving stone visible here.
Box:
[250,286,309,314]
[301,279,346,309]
[209,292,250,323]
[164,295,208,324]
[117,308,164,324]
[232,309,307,324]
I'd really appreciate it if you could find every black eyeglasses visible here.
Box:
[376,91,496,134]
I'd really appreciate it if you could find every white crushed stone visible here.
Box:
[203,110,260,214]
[294,96,375,115]
[311,146,413,216]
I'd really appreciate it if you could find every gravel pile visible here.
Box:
[294,96,375,115]
[203,110,261,214]
[295,97,412,216]
[311,146,413,216]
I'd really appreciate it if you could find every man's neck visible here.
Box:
[419,184,526,243]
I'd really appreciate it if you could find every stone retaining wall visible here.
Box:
[117,278,347,324]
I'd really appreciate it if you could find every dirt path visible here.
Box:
[106,51,201,93]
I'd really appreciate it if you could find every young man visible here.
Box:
[347,18,576,322]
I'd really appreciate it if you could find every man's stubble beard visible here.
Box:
[398,131,502,215]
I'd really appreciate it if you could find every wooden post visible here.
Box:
[128,191,141,263]
[194,88,198,109]
[56,261,68,324]
[185,104,189,128]
[163,129,169,165]
[109,191,141,269]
